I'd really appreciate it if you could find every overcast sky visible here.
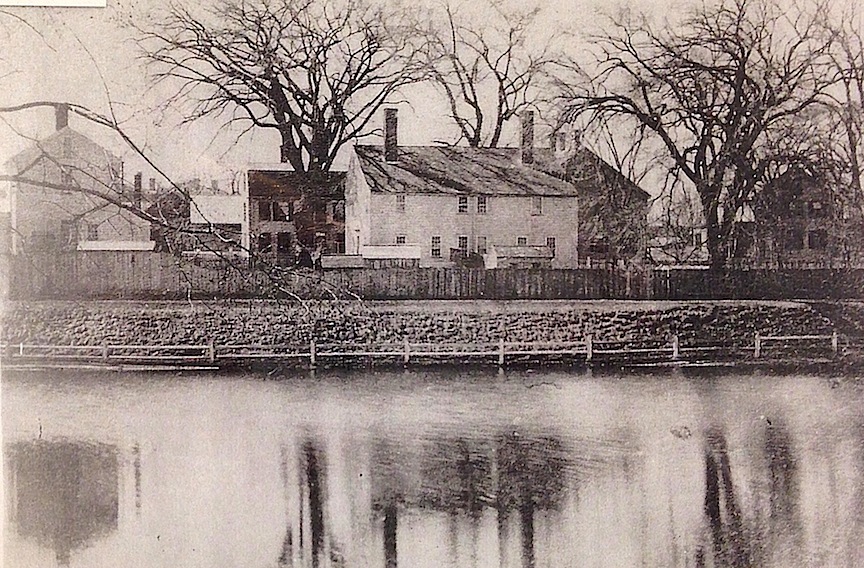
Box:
[0,0,696,187]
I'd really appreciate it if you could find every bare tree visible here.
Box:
[424,0,559,148]
[560,0,836,270]
[138,0,428,172]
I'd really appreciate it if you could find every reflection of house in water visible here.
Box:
[6,440,119,566]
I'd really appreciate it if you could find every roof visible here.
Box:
[355,145,577,196]
[354,144,650,201]
[6,126,120,172]
[248,169,346,199]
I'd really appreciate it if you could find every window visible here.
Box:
[396,195,406,212]
[808,201,826,218]
[477,236,488,255]
[785,227,804,251]
[531,196,542,216]
[431,236,442,258]
[60,220,78,245]
[60,170,74,189]
[86,223,99,241]
[546,236,556,256]
[396,235,407,245]
[457,235,469,253]
[458,195,469,214]
[272,201,289,222]
[477,195,488,214]
[258,200,271,221]
[807,229,827,250]
[277,232,292,253]
[517,236,528,246]
[258,232,272,253]
[692,230,703,248]
[258,200,291,222]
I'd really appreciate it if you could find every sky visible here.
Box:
[0,0,695,189]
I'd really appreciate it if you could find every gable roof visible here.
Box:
[354,144,650,201]
[6,127,120,174]
[355,145,577,196]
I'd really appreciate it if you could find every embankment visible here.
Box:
[0,300,848,348]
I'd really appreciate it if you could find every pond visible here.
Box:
[3,367,863,567]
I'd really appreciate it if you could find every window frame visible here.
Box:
[546,236,556,256]
[517,236,528,246]
[457,235,469,253]
[396,194,406,213]
[531,196,543,216]
[457,195,469,214]
[395,234,407,245]
[477,236,488,255]
[477,195,488,215]
[431,235,442,258]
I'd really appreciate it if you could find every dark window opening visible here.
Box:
[807,229,827,250]
[517,236,528,246]
[546,236,556,256]
[277,232,292,253]
[258,232,272,253]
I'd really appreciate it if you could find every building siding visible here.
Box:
[368,193,579,267]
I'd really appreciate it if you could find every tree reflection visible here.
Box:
[703,427,751,568]
[7,440,119,566]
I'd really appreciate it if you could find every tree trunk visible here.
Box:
[280,128,304,170]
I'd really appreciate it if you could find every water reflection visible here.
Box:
[2,369,863,568]
[7,440,119,566]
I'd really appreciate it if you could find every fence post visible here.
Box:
[498,338,505,367]
[586,335,593,362]
[671,335,679,360]
[310,340,317,368]
[832,331,839,357]
[102,342,109,362]
[208,339,216,364]
[403,339,410,365]
[754,334,761,359]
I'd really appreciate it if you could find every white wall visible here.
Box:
[369,193,580,267]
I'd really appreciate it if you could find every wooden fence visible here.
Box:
[3,252,651,300]
[3,332,859,371]
[4,251,864,300]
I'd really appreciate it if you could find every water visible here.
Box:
[3,367,864,568]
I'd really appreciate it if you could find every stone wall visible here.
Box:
[0,300,837,348]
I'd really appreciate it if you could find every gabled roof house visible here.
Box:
[2,104,153,254]
[344,109,649,268]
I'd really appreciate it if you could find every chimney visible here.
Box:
[384,108,398,162]
[55,103,69,131]
[133,172,143,210]
[521,110,534,165]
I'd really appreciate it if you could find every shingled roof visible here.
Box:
[354,144,649,201]
[355,145,577,196]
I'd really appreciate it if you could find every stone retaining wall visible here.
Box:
[0,300,838,348]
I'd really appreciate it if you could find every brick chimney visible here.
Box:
[133,172,143,210]
[55,103,69,131]
[521,110,534,165]
[384,108,398,162]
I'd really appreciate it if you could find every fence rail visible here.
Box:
[1,332,853,370]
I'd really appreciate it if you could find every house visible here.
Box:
[1,104,153,254]
[246,166,346,265]
[747,169,864,267]
[345,109,649,269]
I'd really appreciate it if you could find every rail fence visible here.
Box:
[3,332,859,370]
